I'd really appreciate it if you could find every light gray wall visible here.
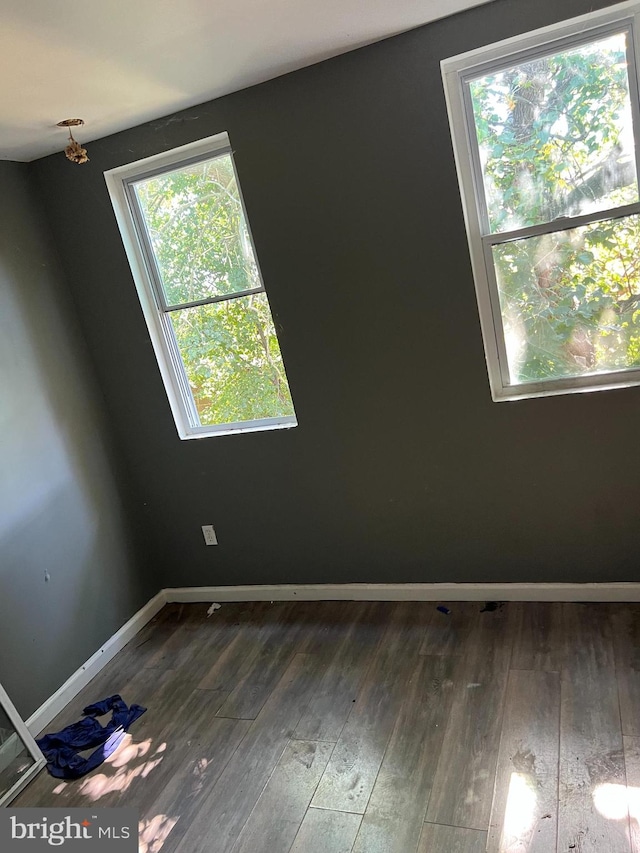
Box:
[32,0,640,590]
[0,162,152,719]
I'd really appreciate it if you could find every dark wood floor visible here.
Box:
[14,600,640,852]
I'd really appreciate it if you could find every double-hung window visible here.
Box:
[443,2,640,400]
[106,133,296,438]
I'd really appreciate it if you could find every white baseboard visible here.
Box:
[26,592,166,737]
[164,582,640,603]
[26,581,640,738]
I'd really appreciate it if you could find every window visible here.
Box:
[105,133,296,438]
[442,2,640,400]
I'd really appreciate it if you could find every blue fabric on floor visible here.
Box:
[36,694,146,780]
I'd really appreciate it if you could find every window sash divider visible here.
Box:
[163,287,266,314]
[481,201,640,248]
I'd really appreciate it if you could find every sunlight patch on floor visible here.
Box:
[499,771,538,852]
[67,735,168,802]
[107,736,152,769]
[593,782,640,823]
[139,814,178,853]
[185,757,210,801]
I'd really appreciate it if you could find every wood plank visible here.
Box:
[119,604,191,670]
[231,740,334,853]
[418,823,487,853]
[175,604,273,691]
[141,603,210,670]
[197,602,289,706]
[174,653,324,853]
[311,601,432,813]
[289,808,362,853]
[612,605,640,737]
[511,602,563,671]
[558,603,630,853]
[425,604,515,830]
[139,716,252,853]
[624,736,640,853]
[152,686,233,745]
[352,655,455,853]
[419,602,478,656]
[295,601,387,742]
[215,602,318,720]
[142,602,257,682]
[487,669,560,853]
[16,600,640,853]
[297,601,394,658]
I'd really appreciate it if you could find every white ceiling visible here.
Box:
[0,0,492,162]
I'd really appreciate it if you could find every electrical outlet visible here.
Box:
[202,525,218,546]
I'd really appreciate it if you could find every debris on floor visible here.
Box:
[436,605,451,615]
[207,602,222,617]
[480,601,504,613]
[36,694,146,780]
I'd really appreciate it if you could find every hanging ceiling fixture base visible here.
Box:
[56,119,89,164]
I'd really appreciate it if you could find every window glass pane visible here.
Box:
[169,292,295,426]
[0,708,35,802]
[470,31,638,233]
[133,154,260,306]
[493,215,640,383]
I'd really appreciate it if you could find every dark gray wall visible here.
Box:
[0,162,153,718]
[31,0,640,589]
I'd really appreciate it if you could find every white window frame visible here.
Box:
[0,680,46,806]
[442,1,640,401]
[105,132,297,438]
